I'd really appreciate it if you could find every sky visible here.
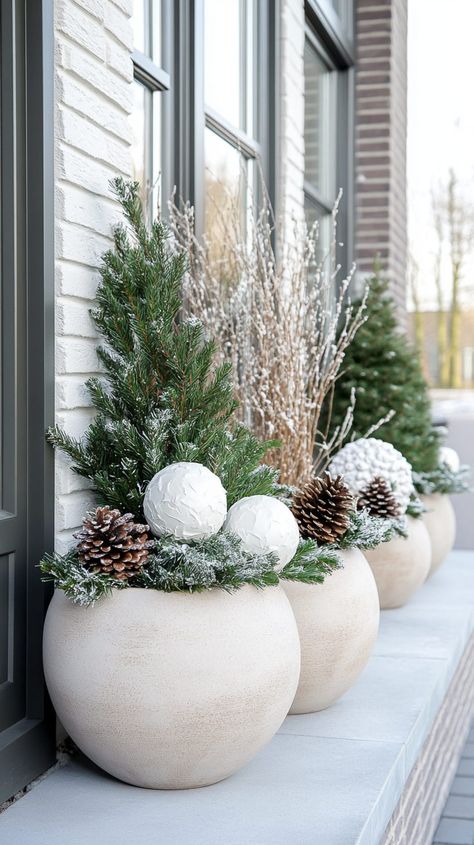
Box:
[407,0,474,310]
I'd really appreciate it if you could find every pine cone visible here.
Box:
[357,476,401,518]
[292,472,354,544]
[74,506,154,580]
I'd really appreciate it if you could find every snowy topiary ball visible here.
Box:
[143,462,227,540]
[328,438,413,512]
[439,446,460,472]
[224,495,300,569]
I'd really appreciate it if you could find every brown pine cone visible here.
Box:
[357,476,401,518]
[74,506,154,580]
[292,472,354,544]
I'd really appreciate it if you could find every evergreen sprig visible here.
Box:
[40,552,129,606]
[405,493,426,518]
[334,508,402,550]
[47,178,280,515]
[279,539,342,584]
[413,463,471,496]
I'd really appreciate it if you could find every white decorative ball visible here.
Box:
[143,462,227,540]
[439,446,460,472]
[328,437,413,512]
[224,495,300,569]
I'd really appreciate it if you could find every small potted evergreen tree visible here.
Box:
[41,180,339,790]
[325,273,470,576]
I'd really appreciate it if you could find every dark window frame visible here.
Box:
[0,0,55,800]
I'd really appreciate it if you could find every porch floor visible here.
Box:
[1,552,474,845]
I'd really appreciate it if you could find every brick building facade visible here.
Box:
[355,0,408,311]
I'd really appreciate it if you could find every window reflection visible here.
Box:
[205,128,248,263]
[304,40,336,201]
[204,0,254,134]
[132,0,161,62]
[132,0,146,54]
[129,80,161,217]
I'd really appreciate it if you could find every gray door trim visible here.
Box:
[0,0,55,801]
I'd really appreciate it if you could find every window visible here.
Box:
[304,1,355,271]
[203,0,266,248]
[130,0,170,216]
[128,3,273,231]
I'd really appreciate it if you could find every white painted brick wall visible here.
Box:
[54,0,133,552]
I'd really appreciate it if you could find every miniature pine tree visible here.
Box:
[326,273,441,474]
[48,178,280,517]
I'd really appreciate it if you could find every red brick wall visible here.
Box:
[355,0,408,315]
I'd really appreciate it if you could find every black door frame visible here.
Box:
[0,0,55,801]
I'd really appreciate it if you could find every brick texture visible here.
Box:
[54,0,133,553]
[381,634,474,845]
[354,0,408,315]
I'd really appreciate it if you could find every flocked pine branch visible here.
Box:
[40,529,345,604]
[413,463,471,496]
[334,509,402,550]
[39,551,128,606]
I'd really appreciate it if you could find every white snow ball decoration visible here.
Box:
[439,446,460,473]
[224,495,300,569]
[328,437,413,512]
[143,462,227,540]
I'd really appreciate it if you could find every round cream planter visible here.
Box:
[43,585,300,789]
[364,517,431,609]
[282,548,380,714]
[420,493,456,576]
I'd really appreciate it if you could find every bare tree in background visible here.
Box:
[446,169,472,388]
[408,253,424,357]
[431,188,449,386]
[431,170,473,388]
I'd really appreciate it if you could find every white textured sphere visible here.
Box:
[143,462,227,540]
[328,437,413,511]
[439,445,460,472]
[224,495,300,568]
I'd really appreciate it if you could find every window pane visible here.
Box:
[205,128,248,261]
[304,40,337,201]
[204,0,255,133]
[131,0,147,53]
[129,80,161,217]
[131,0,161,64]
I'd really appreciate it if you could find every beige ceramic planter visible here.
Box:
[365,516,431,609]
[282,548,380,714]
[421,493,456,576]
[43,585,300,789]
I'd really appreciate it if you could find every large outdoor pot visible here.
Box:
[282,548,379,714]
[364,516,431,609]
[420,493,456,576]
[43,585,300,789]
